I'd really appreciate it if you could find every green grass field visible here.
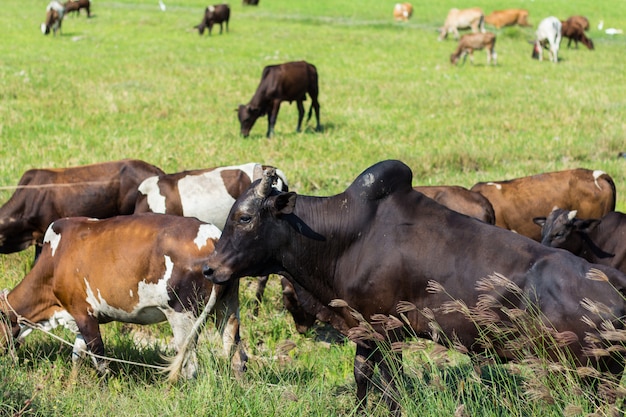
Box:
[1,0,626,415]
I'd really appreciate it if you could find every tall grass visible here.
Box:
[1,0,626,415]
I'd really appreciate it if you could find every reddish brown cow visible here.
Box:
[449,32,497,66]
[415,185,495,224]
[470,168,616,241]
[561,16,594,50]
[485,9,531,29]
[0,159,164,258]
[63,0,91,17]
[0,214,247,379]
[237,61,322,138]
[194,4,230,36]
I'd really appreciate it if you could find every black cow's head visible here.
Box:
[0,219,39,254]
[203,168,296,284]
[237,105,262,138]
[533,207,600,251]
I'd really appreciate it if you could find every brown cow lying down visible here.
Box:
[0,214,247,379]
[485,9,531,29]
[0,159,164,258]
[470,168,615,241]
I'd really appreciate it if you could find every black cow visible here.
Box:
[195,4,230,36]
[203,161,626,415]
[242,0,259,4]
[534,208,626,272]
[237,61,321,138]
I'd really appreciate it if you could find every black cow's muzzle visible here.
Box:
[202,263,230,284]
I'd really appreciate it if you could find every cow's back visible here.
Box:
[415,185,495,223]
[471,168,616,240]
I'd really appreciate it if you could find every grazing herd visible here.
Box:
[1,157,625,414]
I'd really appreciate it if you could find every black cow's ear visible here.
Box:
[271,192,296,215]
[573,219,601,233]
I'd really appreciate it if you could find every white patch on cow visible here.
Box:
[361,173,375,187]
[18,309,79,342]
[129,289,134,298]
[208,5,215,12]
[43,223,62,256]
[194,223,221,250]
[178,169,239,230]
[593,170,606,190]
[41,23,47,34]
[139,176,167,214]
[83,255,175,324]
[487,182,502,190]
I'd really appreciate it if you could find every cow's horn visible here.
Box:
[567,210,577,221]
[256,167,276,197]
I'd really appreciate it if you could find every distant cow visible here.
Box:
[242,0,259,4]
[195,4,230,36]
[484,9,531,29]
[438,8,485,41]
[0,214,247,379]
[0,159,164,258]
[532,16,562,62]
[393,3,413,22]
[134,162,288,308]
[449,32,497,66]
[561,16,594,50]
[41,1,65,36]
[203,162,626,414]
[470,168,616,241]
[238,61,321,138]
[63,0,91,17]
[535,208,626,272]
[415,185,495,224]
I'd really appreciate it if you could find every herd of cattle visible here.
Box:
[1,158,626,413]
[393,4,595,65]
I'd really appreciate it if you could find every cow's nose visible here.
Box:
[202,264,214,279]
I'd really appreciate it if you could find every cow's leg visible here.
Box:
[215,280,247,377]
[167,310,200,379]
[252,275,270,316]
[296,100,305,132]
[74,318,108,374]
[354,343,375,413]
[219,22,223,34]
[376,345,402,416]
[266,100,281,138]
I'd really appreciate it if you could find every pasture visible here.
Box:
[1,0,626,415]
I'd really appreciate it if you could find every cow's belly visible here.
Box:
[96,307,167,325]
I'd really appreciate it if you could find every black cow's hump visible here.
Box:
[347,160,413,201]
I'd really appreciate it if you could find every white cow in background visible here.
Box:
[532,16,562,63]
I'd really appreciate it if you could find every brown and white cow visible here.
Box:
[438,8,485,41]
[393,3,413,22]
[470,168,616,241]
[63,0,91,17]
[202,162,626,414]
[484,9,531,29]
[194,4,230,36]
[532,16,562,63]
[534,208,626,273]
[414,185,495,224]
[41,1,65,36]
[133,162,288,309]
[237,61,322,138]
[0,159,164,258]
[0,214,247,379]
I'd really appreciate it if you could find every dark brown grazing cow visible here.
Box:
[561,16,594,50]
[470,168,615,241]
[0,159,164,258]
[414,186,495,224]
[0,214,247,379]
[484,9,531,29]
[202,162,626,415]
[63,0,91,17]
[238,61,322,138]
[534,208,626,272]
[41,1,65,36]
[194,4,230,36]
[242,0,259,5]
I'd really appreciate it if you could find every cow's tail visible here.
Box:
[603,173,617,212]
[165,285,219,381]
[479,14,486,33]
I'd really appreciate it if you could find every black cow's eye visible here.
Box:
[239,215,252,224]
